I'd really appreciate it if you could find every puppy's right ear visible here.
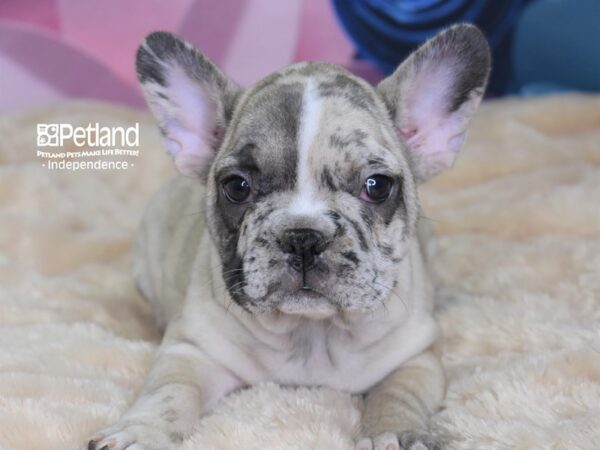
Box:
[136,31,239,177]
[377,24,490,183]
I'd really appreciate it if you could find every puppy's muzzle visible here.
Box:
[279,228,329,284]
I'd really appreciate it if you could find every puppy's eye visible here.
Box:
[362,175,393,203]
[222,176,251,203]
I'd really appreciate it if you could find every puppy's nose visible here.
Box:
[280,228,328,272]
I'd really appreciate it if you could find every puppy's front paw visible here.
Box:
[398,430,443,450]
[355,431,443,450]
[87,420,177,450]
[355,431,399,450]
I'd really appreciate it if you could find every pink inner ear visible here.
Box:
[399,127,417,140]
[210,126,224,150]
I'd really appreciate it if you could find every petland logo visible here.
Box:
[36,122,140,171]
[37,123,139,147]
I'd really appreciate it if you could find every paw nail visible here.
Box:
[99,441,116,450]
[88,440,98,450]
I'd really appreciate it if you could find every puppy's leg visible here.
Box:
[88,331,242,450]
[356,350,445,450]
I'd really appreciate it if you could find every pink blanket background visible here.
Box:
[0,0,381,114]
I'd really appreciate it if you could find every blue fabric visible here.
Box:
[332,0,528,95]
[519,82,572,97]
[513,0,600,95]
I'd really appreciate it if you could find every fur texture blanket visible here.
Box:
[1,95,599,450]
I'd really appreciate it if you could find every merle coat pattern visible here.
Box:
[88,24,490,450]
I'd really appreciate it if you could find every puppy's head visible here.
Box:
[136,25,490,318]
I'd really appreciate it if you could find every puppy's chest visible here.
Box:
[286,322,336,367]
[254,321,389,393]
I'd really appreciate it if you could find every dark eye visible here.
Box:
[222,176,251,203]
[362,175,393,203]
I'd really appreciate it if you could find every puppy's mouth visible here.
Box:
[277,288,338,319]
[236,254,349,318]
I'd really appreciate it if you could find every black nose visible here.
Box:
[280,228,328,272]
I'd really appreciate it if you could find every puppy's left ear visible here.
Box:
[377,24,491,183]
[136,31,240,177]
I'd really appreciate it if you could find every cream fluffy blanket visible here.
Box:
[1,95,599,450]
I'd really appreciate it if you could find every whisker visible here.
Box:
[418,214,443,224]
[182,210,205,217]
[370,279,409,314]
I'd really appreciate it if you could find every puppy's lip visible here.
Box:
[298,286,322,296]
[277,289,338,319]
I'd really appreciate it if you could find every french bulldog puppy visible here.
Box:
[88,24,490,450]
